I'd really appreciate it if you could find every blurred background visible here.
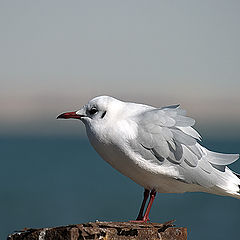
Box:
[1,1,240,239]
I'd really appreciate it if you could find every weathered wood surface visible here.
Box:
[7,220,187,240]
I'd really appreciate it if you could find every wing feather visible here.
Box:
[137,105,200,166]
[134,104,239,186]
[206,149,239,166]
[174,115,195,127]
[182,145,198,167]
[171,128,196,146]
[178,126,201,140]
[167,141,183,163]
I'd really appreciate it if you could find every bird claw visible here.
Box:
[129,217,150,223]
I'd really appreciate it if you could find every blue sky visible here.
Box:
[1,0,240,136]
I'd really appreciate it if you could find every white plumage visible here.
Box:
[58,95,240,201]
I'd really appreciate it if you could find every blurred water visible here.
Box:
[1,136,240,239]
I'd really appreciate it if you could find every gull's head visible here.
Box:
[57,96,123,126]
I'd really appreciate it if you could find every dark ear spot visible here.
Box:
[101,111,106,118]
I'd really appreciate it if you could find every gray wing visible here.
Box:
[133,105,239,187]
[136,105,201,166]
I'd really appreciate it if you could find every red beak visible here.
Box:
[57,111,82,120]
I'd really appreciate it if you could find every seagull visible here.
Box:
[57,96,240,222]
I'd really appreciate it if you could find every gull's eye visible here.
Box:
[89,107,98,115]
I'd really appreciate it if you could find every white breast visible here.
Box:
[86,119,200,193]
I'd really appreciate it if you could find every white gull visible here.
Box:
[57,96,240,222]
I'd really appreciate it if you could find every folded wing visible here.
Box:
[136,105,239,172]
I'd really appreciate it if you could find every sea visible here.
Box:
[1,135,240,240]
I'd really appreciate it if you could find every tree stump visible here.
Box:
[7,220,187,240]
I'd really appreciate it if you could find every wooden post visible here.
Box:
[8,220,187,240]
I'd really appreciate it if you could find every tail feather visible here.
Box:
[199,146,240,199]
[206,149,239,166]
[216,168,240,198]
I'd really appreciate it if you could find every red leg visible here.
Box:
[130,189,157,223]
[136,189,150,220]
[130,189,149,223]
[142,189,156,222]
